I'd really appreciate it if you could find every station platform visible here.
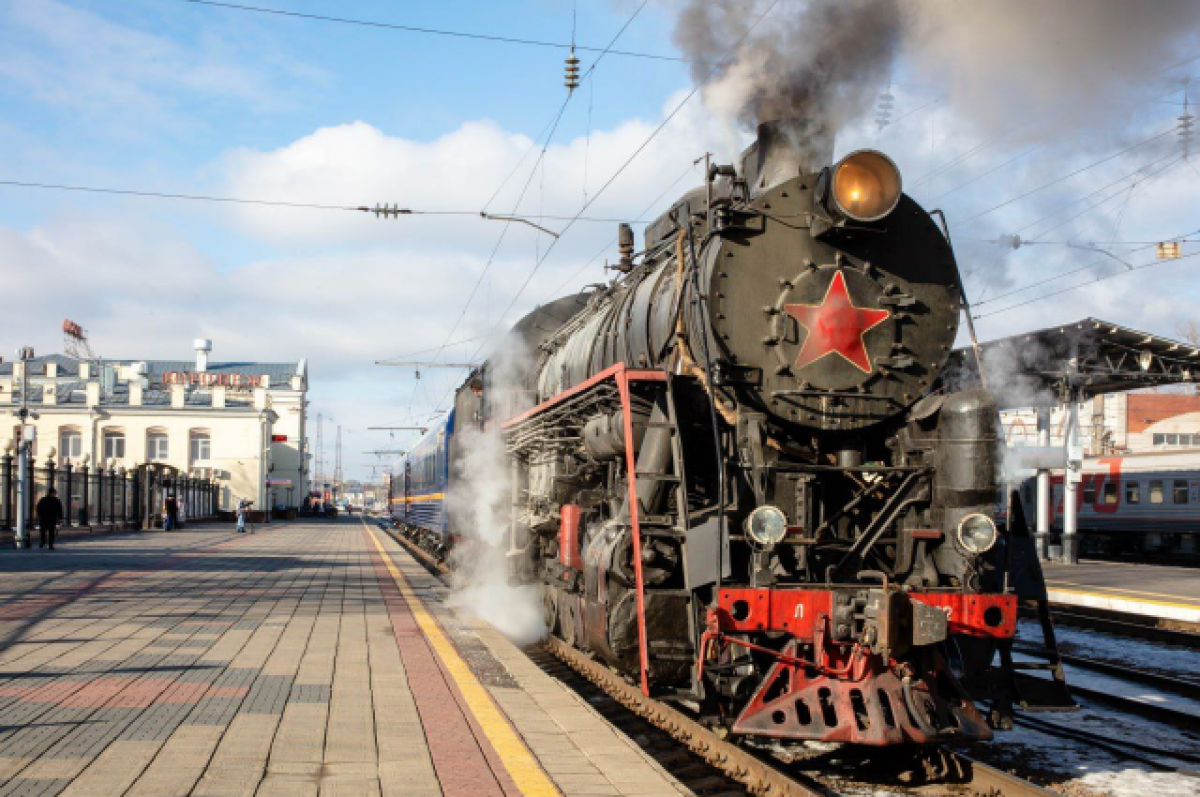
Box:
[1041,559,1200,627]
[0,518,693,797]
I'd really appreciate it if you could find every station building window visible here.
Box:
[189,430,211,464]
[147,430,169,462]
[58,428,82,461]
[1126,482,1140,504]
[1174,480,1189,504]
[103,429,126,460]
[1149,480,1164,504]
[1153,432,1200,447]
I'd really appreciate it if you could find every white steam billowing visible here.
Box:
[444,340,547,646]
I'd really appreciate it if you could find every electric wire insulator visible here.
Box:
[565,50,580,92]
[875,90,894,129]
[372,203,411,219]
[1179,113,1195,158]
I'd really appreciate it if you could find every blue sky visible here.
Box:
[2,0,1200,481]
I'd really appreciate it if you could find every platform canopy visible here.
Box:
[943,317,1200,407]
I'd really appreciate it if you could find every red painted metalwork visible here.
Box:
[617,368,653,696]
[715,588,833,637]
[729,639,992,745]
[501,362,665,696]
[501,363,666,430]
[908,528,943,540]
[910,593,1018,638]
[558,504,583,570]
[713,587,1016,639]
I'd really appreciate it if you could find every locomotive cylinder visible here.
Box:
[933,389,999,510]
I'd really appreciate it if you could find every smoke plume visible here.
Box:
[675,0,902,160]
[673,0,1200,147]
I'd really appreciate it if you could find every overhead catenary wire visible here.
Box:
[916,84,1190,210]
[957,124,1180,225]
[0,177,648,223]
[542,160,703,301]
[432,1,783,412]
[970,152,1185,303]
[414,0,654,416]
[974,249,1200,319]
[183,0,691,64]
[1019,149,1183,238]
[974,220,1200,309]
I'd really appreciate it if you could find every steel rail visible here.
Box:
[544,636,837,797]
[1015,713,1200,773]
[1042,606,1200,647]
[1013,641,1200,700]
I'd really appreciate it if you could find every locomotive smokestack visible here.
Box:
[740,119,833,194]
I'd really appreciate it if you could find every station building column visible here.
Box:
[1036,405,1052,560]
[1062,400,1082,564]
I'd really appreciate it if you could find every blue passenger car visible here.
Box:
[391,411,454,546]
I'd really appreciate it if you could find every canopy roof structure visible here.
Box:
[943,318,1200,407]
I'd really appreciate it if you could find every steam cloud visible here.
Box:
[444,340,546,647]
[674,0,1200,146]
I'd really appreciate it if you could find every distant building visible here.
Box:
[0,340,308,511]
[1001,389,1200,455]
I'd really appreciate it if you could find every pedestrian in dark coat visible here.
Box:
[36,488,64,549]
[165,495,178,530]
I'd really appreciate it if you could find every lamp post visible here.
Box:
[14,347,35,549]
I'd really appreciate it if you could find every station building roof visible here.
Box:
[944,317,1200,407]
[0,355,302,384]
[1,353,303,409]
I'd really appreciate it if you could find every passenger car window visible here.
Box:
[1083,482,1096,503]
[1174,480,1189,504]
[1126,482,1140,504]
[1103,482,1118,504]
[1150,480,1164,504]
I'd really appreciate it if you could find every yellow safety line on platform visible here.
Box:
[389,492,446,504]
[363,520,561,797]
[1047,581,1200,609]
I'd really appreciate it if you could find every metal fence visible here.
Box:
[0,456,219,531]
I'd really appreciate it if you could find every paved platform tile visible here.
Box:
[0,520,696,797]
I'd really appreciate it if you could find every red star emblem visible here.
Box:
[784,271,890,373]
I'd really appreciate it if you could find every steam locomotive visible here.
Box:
[393,121,1050,746]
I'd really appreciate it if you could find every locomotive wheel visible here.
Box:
[542,586,560,635]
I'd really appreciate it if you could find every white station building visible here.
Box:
[0,340,309,511]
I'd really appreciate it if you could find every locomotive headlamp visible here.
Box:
[956,513,999,555]
[830,150,903,222]
[745,505,788,547]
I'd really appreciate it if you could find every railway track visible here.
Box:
[1014,639,1200,700]
[1043,605,1200,646]
[377,521,1057,797]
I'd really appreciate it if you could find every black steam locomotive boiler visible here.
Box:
[453,121,1032,746]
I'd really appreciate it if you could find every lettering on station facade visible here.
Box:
[162,371,265,389]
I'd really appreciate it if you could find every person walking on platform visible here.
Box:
[164,495,179,531]
[236,499,252,533]
[36,488,64,550]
